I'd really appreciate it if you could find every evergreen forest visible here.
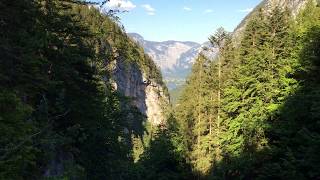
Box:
[1,0,320,179]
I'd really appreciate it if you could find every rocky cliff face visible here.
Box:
[110,57,169,126]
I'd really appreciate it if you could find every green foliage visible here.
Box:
[133,116,193,180]
[0,0,168,179]
[175,1,320,179]
[0,91,36,179]
[3,0,320,179]
[169,84,185,106]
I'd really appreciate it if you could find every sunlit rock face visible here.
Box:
[110,57,169,126]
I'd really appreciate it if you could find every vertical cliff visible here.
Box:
[110,56,169,126]
[108,40,170,162]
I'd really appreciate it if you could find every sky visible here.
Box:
[95,0,263,43]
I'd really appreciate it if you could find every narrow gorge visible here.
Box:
[1,0,320,179]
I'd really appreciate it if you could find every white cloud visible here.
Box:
[183,6,192,11]
[238,8,253,13]
[204,9,213,14]
[141,4,156,15]
[105,0,136,11]
[147,11,155,16]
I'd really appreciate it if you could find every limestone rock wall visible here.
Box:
[110,58,169,126]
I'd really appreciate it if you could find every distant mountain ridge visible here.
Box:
[128,33,218,89]
[128,33,200,78]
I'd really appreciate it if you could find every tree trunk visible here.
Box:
[197,66,202,147]
[217,55,221,134]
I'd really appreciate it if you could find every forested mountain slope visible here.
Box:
[233,0,308,44]
[0,1,178,179]
[2,0,320,179]
[175,0,320,179]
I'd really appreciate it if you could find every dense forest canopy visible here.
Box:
[175,0,320,179]
[1,0,320,179]
[0,0,174,179]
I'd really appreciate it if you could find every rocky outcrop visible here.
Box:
[110,57,169,126]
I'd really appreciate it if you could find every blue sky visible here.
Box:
[96,0,262,43]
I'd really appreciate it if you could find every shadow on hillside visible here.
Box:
[123,115,194,180]
[113,59,149,142]
[207,24,320,180]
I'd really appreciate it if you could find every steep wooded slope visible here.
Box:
[0,1,169,179]
[174,0,320,179]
